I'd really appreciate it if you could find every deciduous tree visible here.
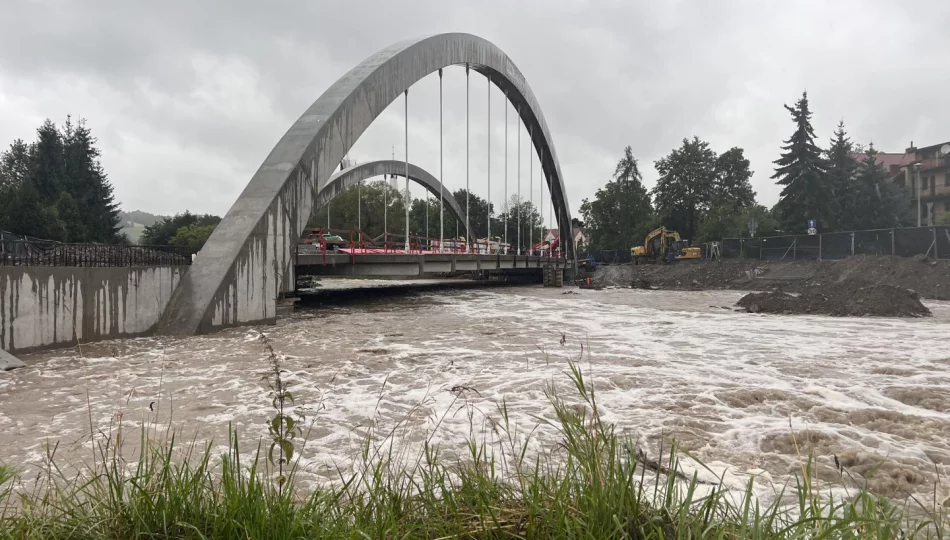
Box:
[713,147,756,210]
[171,223,218,254]
[498,195,543,250]
[141,211,221,246]
[308,181,411,242]
[579,146,654,251]
[653,137,716,240]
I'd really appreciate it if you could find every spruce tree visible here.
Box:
[771,92,830,232]
[1,117,123,242]
[825,120,858,230]
[28,119,65,206]
[0,139,30,188]
[851,144,911,230]
[2,182,62,239]
[0,140,31,233]
[61,117,122,242]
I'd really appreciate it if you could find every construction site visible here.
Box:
[580,224,950,318]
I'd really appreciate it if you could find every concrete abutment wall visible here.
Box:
[0,266,186,354]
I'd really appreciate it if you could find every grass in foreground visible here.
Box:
[0,362,945,539]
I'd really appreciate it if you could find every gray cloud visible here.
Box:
[1,0,948,220]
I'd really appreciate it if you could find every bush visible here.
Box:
[141,211,220,247]
[170,223,217,254]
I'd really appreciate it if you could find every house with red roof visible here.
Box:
[852,141,950,224]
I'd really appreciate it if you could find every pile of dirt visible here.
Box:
[803,255,950,300]
[736,284,932,317]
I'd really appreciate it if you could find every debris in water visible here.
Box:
[0,349,24,371]
[450,385,481,396]
[631,278,652,289]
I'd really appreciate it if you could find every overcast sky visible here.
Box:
[1,0,948,223]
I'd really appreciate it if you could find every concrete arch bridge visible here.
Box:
[157,33,575,336]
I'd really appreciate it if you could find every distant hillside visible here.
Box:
[120,210,164,227]
[119,210,166,243]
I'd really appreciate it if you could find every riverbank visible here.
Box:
[591,255,950,300]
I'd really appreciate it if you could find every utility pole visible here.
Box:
[915,163,921,227]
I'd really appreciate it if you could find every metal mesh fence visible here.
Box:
[721,238,742,258]
[742,238,762,258]
[853,229,892,256]
[820,232,854,260]
[894,227,935,258]
[794,234,821,260]
[937,227,950,260]
[721,226,948,261]
[760,235,795,260]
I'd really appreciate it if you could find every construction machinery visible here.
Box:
[631,227,702,264]
[578,255,596,271]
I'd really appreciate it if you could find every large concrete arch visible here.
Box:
[318,160,474,242]
[157,33,573,336]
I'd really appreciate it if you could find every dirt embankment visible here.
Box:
[589,255,950,301]
[736,285,932,317]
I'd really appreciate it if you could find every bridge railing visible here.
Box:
[0,240,193,267]
[297,227,567,262]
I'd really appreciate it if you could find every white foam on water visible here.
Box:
[2,286,949,508]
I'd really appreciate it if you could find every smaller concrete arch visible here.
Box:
[318,160,474,242]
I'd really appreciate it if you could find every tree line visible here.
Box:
[772,92,912,233]
[0,114,546,253]
[308,181,545,248]
[140,212,222,253]
[581,91,919,252]
[0,117,123,243]
[4,93,928,254]
[580,142,762,252]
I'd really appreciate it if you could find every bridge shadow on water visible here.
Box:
[293,277,538,311]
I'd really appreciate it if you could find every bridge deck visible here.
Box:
[295,249,570,277]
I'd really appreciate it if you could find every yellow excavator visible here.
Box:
[631,227,702,264]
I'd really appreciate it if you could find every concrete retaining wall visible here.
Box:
[0,266,186,353]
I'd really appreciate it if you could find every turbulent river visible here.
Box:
[2,283,950,507]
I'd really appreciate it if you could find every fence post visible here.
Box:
[739,238,743,258]
[818,234,822,261]
[934,227,939,260]
[851,232,855,257]
[891,229,895,256]
[759,240,763,260]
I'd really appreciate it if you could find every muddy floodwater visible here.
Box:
[2,284,950,507]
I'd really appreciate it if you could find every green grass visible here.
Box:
[120,222,147,244]
[0,362,945,539]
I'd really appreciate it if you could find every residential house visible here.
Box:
[851,141,950,225]
[541,227,591,250]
